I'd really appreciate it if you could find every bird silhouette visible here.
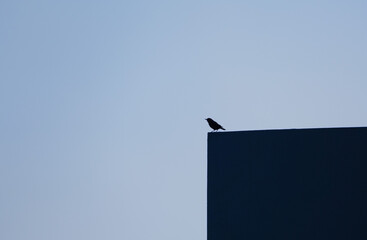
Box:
[205,118,225,132]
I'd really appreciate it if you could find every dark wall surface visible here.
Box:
[207,128,367,240]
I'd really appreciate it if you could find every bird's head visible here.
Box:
[205,118,212,122]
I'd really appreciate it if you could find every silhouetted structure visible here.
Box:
[206,118,225,131]
[208,127,367,240]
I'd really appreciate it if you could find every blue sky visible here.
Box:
[1,1,366,240]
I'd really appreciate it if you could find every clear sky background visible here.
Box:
[1,1,366,240]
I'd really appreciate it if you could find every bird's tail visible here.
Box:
[221,127,226,130]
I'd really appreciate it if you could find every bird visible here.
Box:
[205,118,225,132]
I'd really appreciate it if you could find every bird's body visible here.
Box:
[205,118,225,132]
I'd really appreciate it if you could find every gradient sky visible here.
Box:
[1,1,366,240]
